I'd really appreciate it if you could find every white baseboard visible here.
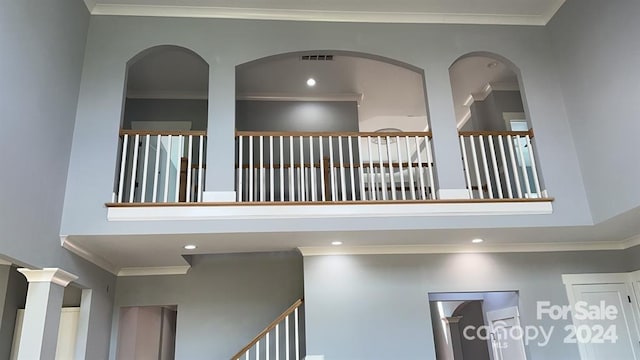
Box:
[437,189,471,200]
[203,191,237,202]
[304,356,325,360]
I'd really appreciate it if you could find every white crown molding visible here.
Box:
[298,240,628,257]
[237,93,363,105]
[543,0,567,25]
[622,234,640,250]
[118,266,191,277]
[457,82,521,126]
[61,235,118,275]
[126,90,208,100]
[83,0,97,12]
[108,201,553,221]
[17,268,79,287]
[90,4,549,26]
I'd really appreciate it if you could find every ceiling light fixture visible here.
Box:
[471,238,484,244]
[487,61,499,69]
[331,241,343,246]
[306,78,316,87]
[184,245,197,250]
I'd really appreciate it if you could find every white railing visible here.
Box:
[231,299,304,360]
[459,130,545,199]
[115,130,206,203]
[235,131,437,203]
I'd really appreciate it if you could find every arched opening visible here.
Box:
[114,45,209,204]
[234,51,436,203]
[449,53,546,200]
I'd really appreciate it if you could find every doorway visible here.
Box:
[116,306,178,360]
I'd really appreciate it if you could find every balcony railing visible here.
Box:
[459,130,545,199]
[114,130,207,203]
[235,131,437,203]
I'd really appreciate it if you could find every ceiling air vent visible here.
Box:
[300,55,334,61]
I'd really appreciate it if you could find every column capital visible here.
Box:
[18,268,78,287]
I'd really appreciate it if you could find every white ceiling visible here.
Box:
[84,0,566,25]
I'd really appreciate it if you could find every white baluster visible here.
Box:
[270,136,274,202]
[186,135,193,202]
[163,135,172,203]
[198,135,204,202]
[386,136,396,200]
[488,135,503,199]
[285,314,290,360]
[319,137,326,202]
[526,135,542,197]
[498,135,513,199]
[377,136,386,200]
[260,136,264,202]
[367,137,375,201]
[129,134,140,203]
[140,134,150,202]
[246,350,250,360]
[507,135,523,198]
[329,137,336,201]
[478,135,494,199]
[174,135,183,202]
[404,136,416,200]
[309,136,316,202]
[280,136,285,202]
[338,136,346,201]
[424,136,436,199]
[294,308,299,360]
[266,331,270,360]
[396,136,406,200]
[256,340,260,360]
[516,135,532,197]
[357,136,365,201]
[152,135,161,203]
[299,136,305,201]
[275,323,280,360]
[469,135,484,199]
[117,134,129,203]
[249,136,254,202]
[238,135,243,202]
[289,136,294,201]
[415,136,427,200]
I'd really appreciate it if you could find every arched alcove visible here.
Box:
[449,52,546,200]
[233,51,437,203]
[114,45,209,204]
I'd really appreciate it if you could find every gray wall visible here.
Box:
[123,99,209,130]
[548,0,640,222]
[467,91,526,131]
[236,100,359,132]
[62,16,591,237]
[303,250,635,360]
[0,0,116,358]
[110,252,304,360]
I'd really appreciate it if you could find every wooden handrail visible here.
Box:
[119,129,207,137]
[236,131,432,138]
[230,299,304,360]
[458,130,534,137]
[237,161,434,169]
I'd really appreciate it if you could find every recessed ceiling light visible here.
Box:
[184,245,197,250]
[471,238,484,244]
[331,241,343,246]
[306,78,316,87]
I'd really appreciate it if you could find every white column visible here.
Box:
[424,64,470,199]
[16,268,78,360]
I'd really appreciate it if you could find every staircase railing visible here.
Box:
[230,299,304,360]
[458,130,546,199]
[235,131,437,203]
[115,130,207,203]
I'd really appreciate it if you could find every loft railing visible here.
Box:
[230,299,304,360]
[458,130,546,199]
[235,131,437,203]
[114,130,207,203]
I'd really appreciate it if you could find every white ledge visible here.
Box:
[107,201,553,221]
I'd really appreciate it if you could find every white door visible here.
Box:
[486,306,528,360]
[568,283,640,360]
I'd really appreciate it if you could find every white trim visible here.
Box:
[117,266,191,277]
[83,0,96,12]
[456,110,472,130]
[237,93,363,105]
[107,201,553,221]
[299,240,626,256]
[623,234,640,250]
[126,90,208,100]
[562,273,631,286]
[91,5,550,26]
[543,0,567,24]
[437,189,472,200]
[61,235,119,275]
[17,268,79,287]
[202,191,237,202]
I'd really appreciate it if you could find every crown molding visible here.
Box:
[543,0,567,25]
[126,90,208,100]
[622,234,640,250]
[237,93,363,104]
[61,235,118,275]
[90,4,551,26]
[83,0,97,12]
[118,266,191,277]
[17,268,79,287]
[298,240,631,256]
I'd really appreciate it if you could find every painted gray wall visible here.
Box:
[62,16,591,237]
[0,266,27,360]
[548,0,640,222]
[236,100,359,132]
[110,252,304,360]
[303,250,634,360]
[468,91,525,131]
[123,99,208,130]
[0,1,116,358]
